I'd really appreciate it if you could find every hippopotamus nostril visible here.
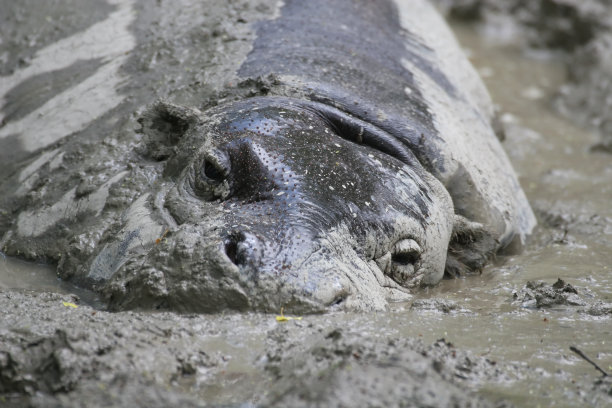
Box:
[328,292,349,308]
[224,231,263,268]
[224,236,240,266]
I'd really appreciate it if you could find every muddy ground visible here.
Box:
[0,290,514,408]
[2,0,612,407]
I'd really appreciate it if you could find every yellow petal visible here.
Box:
[275,315,302,322]
[62,301,78,308]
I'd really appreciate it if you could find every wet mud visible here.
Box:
[2,1,612,407]
[433,0,612,151]
[0,290,512,408]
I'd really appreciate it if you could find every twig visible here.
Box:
[570,346,609,377]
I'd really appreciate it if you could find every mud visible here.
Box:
[0,0,116,77]
[2,1,612,407]
[0,0,281,235]
[432,0,612,151]
[262,328,509,408]
[0,290,513,408]
[512,279,612,314]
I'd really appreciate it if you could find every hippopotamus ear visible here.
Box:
[445,215,498,278]
[137,100,202,162]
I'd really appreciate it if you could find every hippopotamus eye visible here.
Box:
[203,160,225,183]
[392,239,421,264]
[388,239,421,285]
[191,157,230,200]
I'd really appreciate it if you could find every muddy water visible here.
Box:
[1,21,611,408]
[0,255,104,307]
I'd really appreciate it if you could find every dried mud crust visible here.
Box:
[432,0,612,151]
[0,290,515,408]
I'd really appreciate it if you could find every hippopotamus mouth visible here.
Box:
[98,96,455,313]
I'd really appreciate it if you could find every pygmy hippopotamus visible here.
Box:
[0,0,535,312]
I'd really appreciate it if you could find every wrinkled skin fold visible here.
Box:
[0,0,535,313]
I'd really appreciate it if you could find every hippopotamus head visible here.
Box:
[100,97,461,312]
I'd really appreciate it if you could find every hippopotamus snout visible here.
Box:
[220,227,378,310]
[223,230,354,309]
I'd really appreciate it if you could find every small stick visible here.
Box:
[155,228,169,245]
[570,346,609,377]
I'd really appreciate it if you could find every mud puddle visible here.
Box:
[0,254,103,308]
[1,19,611,408]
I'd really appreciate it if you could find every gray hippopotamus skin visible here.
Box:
[0,0,535,312]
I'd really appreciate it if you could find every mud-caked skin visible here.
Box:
[0,0,535,312]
